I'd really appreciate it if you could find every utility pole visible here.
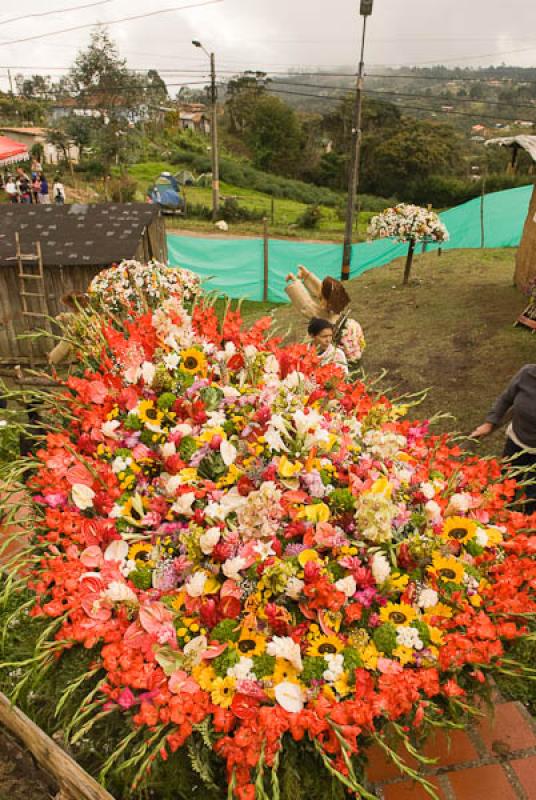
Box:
[341,0,374,281]
[7,69,14,97]
[209,51,220,221]
[193,40,220,220]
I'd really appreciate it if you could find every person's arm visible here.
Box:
[285,278,319,319]
[298,266,323,299]
[471,368,524,437]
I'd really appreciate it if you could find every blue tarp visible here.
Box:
[167,185,533,302]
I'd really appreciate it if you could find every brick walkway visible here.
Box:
[367,699,536,800]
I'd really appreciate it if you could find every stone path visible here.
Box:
[367,699,536,799]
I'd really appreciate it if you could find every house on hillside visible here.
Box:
[0,203,167,362]
[178,103,210,135]
[0,126,79,164]
[49,97,150,125]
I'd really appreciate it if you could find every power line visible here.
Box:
[365,72,536,85]
[0,0,225,46]
[363,88,536,114]
[0,0,115,27]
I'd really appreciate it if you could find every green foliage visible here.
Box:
[496,636,536,715]
[0,421,19,465]
[328,488,357,513]
[157,392,177,411]
[373,623,397,656]
[301,656,326,683]
[297,204,323,229]
[212,647,240,677]
[108,175,138,202]
[178,436,197,461]
[246,95,305,177]
[211,619,240,643]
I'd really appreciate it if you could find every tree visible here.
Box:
[66,27,144,166]
[146,70,168,103]
[225,72,269,133]
[362,119,464,198]
[246,95,304,177]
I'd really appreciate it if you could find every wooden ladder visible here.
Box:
[14,232,50,364]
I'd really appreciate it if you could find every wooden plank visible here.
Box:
[516,314,536,331]
[0,692,116,800]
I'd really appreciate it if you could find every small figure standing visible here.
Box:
[38,173,50,204]
[52,176,66,205]
[471,364,536,513]
[4,175,18,203]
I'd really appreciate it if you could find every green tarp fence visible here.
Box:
[167,184,533,302]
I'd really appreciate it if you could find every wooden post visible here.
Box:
[271,195,275,225]
[403,238,416,286]
[263,217,269,302]
[480,175,486,248]
[0,692,116,800]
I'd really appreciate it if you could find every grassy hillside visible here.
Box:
[241,248,535,455]
[125,161,377,241]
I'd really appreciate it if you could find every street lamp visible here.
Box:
[192,39,220,220]
[341,0,374,280]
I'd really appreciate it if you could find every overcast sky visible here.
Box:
[0,0,535,93]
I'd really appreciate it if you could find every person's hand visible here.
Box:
[470,422,494,438]
[285,273,296,282]
[297,265,309,280]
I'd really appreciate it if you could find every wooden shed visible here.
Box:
[0,203,167,363]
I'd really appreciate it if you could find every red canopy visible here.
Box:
[0,135,29,167]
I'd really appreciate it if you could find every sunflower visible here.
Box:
[122,494,148,525]
[423,602,453,621]
[393,645,415,666]
[379,602,417,627]
[441,516,477,544]
[236,630,266,657]
[211,676,236,708]
[307,633,344,657]
[180,348,207,376]
[138,400,164,427]
[128,542,154,565]
[272,658,300,684]
[427,553,465,584]
[192,664,216,691]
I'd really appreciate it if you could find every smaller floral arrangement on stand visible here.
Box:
[88,259,202,315]
[368,204,449,244]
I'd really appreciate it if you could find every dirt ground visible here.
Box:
[0,725,57,800]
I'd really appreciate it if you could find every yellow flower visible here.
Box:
[211,676,236,708]
[170,592,185,611]
[370,476,392,498]
[297,549,320,567]
[379,602,417,627]
[334,675,351,697]
[138,400,164,427]
[428,627,444,646]
[423,603,453,621]
[360,642,380,670]
[122,494,148,526]
[128,542,153,566]
[180,348,207,376]
[307,633,344,657]
[441,517,477,544]
[427,553,465,584]
[203,576,221,595]
[484,526,503,546]
[469,594,482,608]
[393,645,414,665]
[273,659,300,685]
[388,572,410,591]
[192,664,216,691]
[322,685,336,702]
[300,503,331,524]
[236,630,266,657]
[278,455,302,478]
[179,467,198,482]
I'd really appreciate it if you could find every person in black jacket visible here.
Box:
[471,364,536,512]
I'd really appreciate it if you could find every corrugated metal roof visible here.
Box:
[0,203,160,267]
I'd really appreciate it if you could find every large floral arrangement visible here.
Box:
[368,204,449,244]
[1,272,535,800]
[88,259,202,314]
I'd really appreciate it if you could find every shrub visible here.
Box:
[297,204,323,229]
[108,175,138,202]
